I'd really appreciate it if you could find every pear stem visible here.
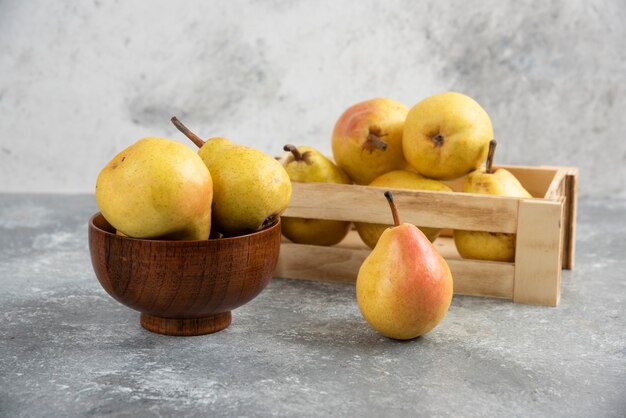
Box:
[283,144,302,161]
[365,133,388,151]
[171,116,205,148]
[384,191,401,226]
[486,139,497,174]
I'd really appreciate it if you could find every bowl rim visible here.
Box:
[89,212,281,243]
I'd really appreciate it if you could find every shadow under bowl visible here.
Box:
[88,213,281,336]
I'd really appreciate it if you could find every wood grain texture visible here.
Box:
[275,240,370,284]
[88,213,281,336]
[283,182,520,233]
[562,168,578,269]
[543,167,578,269]
[277,234,515,299]
[446,258,514,299]
[140,312,232,336]
[563,170,578,269]
[513,199,564,306]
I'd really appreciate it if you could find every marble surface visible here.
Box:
[0,194,624,417]
[1,1,625,198]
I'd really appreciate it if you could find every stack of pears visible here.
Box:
[322,92,531,339]
[319,92,531,262]
[95,117,292,241]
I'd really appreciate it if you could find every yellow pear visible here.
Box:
[403,92,493,180]
[96,137,213,240]
[355,170,452,248]
[454,140,532,262]
[332,98,409,185]
[356,191,453,340]
[281,145,352,246]
[172,117,291,236]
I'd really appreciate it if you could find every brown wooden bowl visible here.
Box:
[88,213,280,336]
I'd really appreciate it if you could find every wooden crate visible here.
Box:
[275,165,578,307]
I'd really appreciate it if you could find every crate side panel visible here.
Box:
[275,243,368,284]
[447,259,514,299]
[277,242,514,300]
[542,167,578,269]
[563,169,578,269]
[513,199,564,306]
[283,183,519,233]
[562,169,578,269]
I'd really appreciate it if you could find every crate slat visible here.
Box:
[446,258,514,299]
[275,241,368,284]
[513,198,564,306]
[283,183,520,233]
[277,235,515,299]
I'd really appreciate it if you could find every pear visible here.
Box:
[356,191,453,340]
[454,140,532,262]
[96,137,213,240]
[172,117,291,236]
[403,92,493,180]
[355,170,452,248]
[280,144,352,246]
[332,98,409,185]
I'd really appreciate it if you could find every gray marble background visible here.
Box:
[0,0,624,197]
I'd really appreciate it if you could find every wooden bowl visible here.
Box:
[88,213,281,336]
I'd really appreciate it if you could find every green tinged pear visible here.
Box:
[172,117,291,236]
[281,144,352,246]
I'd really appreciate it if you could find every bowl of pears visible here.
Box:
[88,118,292,336]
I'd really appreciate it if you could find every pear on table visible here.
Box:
[355,170,452,249]
[95,137,213,240]
[356,191,453,340]
[280,144,352,246]
[454,140,532,262]
[172,117,291,237]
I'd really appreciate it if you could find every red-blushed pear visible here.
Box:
[356,191,454,340]
[332,98,409,185]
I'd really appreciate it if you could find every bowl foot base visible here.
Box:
[140,312,232,336]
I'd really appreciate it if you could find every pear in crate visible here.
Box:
[281,145,352,246]
[172,117,291,236]
[403,92,493,180]
[96,137,213,240]
[357,191,453,340]
[454,140,532,262]
[355,170,452,249]
[332,98,409,185]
